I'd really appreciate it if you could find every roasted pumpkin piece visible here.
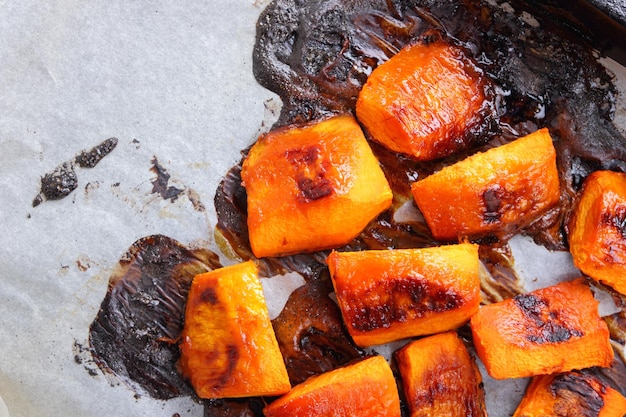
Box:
[326,243,481,347]
[356,34,494,161]
[411,128,560,241]
[568,170,626,296]
[513,371,626,417]
[263,355,401,417]
[470,279,613,380]
[241,115,393,258]
[178,260,290,399]
[395,331,487,417]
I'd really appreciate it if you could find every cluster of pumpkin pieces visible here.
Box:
[179,39,626,415]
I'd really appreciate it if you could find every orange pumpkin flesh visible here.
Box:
[470,279,613,380]
[356,35,491,161]
[395,331,487,417]
[179,260,290,398]
[513,371,626,417]
[326,243,480,347]
[568,170,626,296]
[411,128,560,241]
[263,355,401,417]
[241,115,393,258]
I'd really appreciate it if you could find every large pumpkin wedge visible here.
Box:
[395,331,487,416]
[263,355,401,417]
[241,115,392,258]
[356,34,494,161]
[513,371,626,417]
[470,279,613,380]
[178,260,290,398]
[411,128,560,241]
[568,170,626,296]
[327,243,480,347]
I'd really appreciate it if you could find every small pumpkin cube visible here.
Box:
[263,355,401,417]
[513,371,626,417]
[241,115,393,258]
[470,279,613,380]
[568,170,626,296]
[395,331,487,417]
[326,243,481,347]
[411,128,560,241]
[356,34,494,161]
[179,260,290,398]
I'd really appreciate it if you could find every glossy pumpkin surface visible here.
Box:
[263,355,401,417]
[470,279,613,380]
[179,260,290,398]
[327,243,480,346]
[569,170,626,296]
[411,128,560,241]
[241,115,392,258]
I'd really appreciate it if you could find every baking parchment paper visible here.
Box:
[0,2,624,417]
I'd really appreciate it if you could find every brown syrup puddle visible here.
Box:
[88,0,626,414]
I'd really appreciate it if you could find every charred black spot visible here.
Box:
[286,145,334,202]
[297,176,333,201]
[200,287,219,304]
[513,293,583,344]
[602,204,626,239]
[218,344,240,387]
[549,372,605,417]
[482,185,504,224]
[514,292,545,316]
[349,276,463,332]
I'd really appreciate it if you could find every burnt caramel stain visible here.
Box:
[33,162,78,206]
[549,372,605,417]
[89,234,221,400]
[75,137,119,168]
[347,276,462,332]
[272,283,363,385]
[203,397,265,417]
[478,244,526,304]
[150,157,184,202]
[513,293,583,344]
[33,137,118,207]
[285,145,334,202]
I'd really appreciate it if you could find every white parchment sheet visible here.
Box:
[0,2,625,417]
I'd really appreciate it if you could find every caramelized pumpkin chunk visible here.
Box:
[179,260,290,398]
[513,371,626,417]
[263,355,401,417]
[470,279,613,380]
[569,170,626,296]
[356,34,494,161]
[395,331,487,417]
[241,115,392,258]
[411,128,560,241]
[326,243,480,347]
